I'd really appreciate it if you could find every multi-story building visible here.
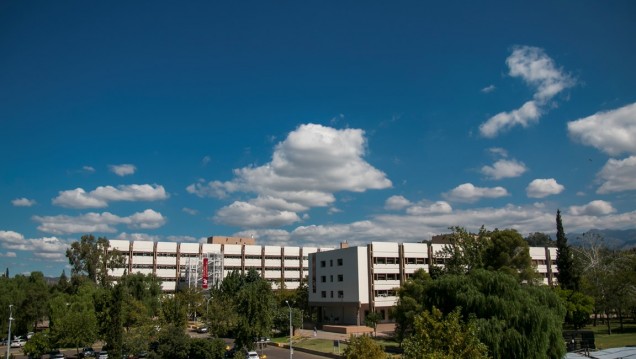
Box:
[108,236,331,292]
[307,241,557,326]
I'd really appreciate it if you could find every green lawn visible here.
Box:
[583,321,636,349]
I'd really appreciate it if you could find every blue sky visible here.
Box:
[1,1,636,276]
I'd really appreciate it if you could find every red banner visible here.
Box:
[202,257,209,289]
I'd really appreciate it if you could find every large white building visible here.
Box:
[307,241,557,326]
[108,236,331,292]
[106,236,557,327]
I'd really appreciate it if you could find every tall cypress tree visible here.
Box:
[556,210,578,290]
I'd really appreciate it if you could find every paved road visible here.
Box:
[257,345,336,359]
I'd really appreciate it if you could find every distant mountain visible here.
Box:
[567,228,636,249]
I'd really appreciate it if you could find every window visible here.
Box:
[330,275,333,282]
[337,274,343,282]
[320,260,326,267]
[321,276,326,283]
[337,258,343,266]
[338,290,344,298]
[330,259,333,267]
[330,291,334,298]
[405,257,426,264]
[321,291,326,298]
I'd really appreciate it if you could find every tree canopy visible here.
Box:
[422,270,566,359]
[402,307,489,359]
[66,234,126,286]
[436,227,538,283]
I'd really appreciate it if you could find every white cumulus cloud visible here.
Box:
[481,159,528,180]
[189,124,392,228]
[406,201,453,215]
[596,156,636,194]
[443,183,509,203]
[33,209,166,235]
[0,231,68,261]
[109,164,137,176]
[569,200,616,216]
[384,195,412,210]
[480,46,574,138]
[526,178,565,198]
[53,184,168,208]
[568,102,636,156]
[12,198,36,207]
[214,201,301,228]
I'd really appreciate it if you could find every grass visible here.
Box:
[582,321,636,349]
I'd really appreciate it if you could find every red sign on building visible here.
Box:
[202,257,209,289]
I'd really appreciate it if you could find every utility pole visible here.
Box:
[6,304,13,359]
[285,300,293,359]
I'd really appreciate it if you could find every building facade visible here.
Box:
[308,242,558,326]
[108,236,331,292]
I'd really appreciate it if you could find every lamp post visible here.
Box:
[285,300,293,359]
[6,304,13,359]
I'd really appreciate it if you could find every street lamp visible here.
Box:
[285,300,293,359]
[6,304,13,359]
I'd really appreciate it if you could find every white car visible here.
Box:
[98,351,108,359]
[10,339,26,348]
[246,351,260,359]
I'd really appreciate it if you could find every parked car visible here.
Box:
[10,339,26,348]
[80,347,96,358]
[98,350,108,359]
[49,350,64,359]
[246,351,260,359]
[197,326,208,333]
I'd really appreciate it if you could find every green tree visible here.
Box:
[393,268,430,344]
[365,311,381,337]
[156,324,190,359]
[342,334,387,359]
[438,226,490,275]
[210,269,275,349]
[160,293,188,327]
[525,232,555,247]
[484,229,539,283]
[188,338,227,359]
[556,210,579,290]
[49,283,98,354]
[402,307,489,359]
[423,270,565,359]
[66,234,126,286]
[437,227,538,283]
[22,331,52,359]
[556,288,594,330]
[233,269,275,349]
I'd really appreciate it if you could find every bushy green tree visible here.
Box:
[393,269,430,343]
[342,334,387,359]
[423,270,565,359]
[556,288,594,330]
[66,234,125,286]
[49,281,98,353]
[188,338,226,359]
[210,269,275,349]
[437,227,538,283]
[156,324,190,359]
[402,307,488,359]
[22,331,51,358]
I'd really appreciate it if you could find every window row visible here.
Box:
[320,274,344,282]
[321,290,344,298]
[374,289,397,297]
[320,258,344,267]
[373,273,399,281]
